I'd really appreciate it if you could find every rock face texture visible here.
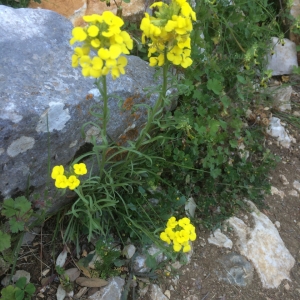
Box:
[29,0,148,26]
[227,201,295,288]
[0,6,160,210]
[266,37,298,75]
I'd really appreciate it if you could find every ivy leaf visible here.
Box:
[2,198,16,217]
[14,196,31,216]
[9,217,25,233]
[207,78,223,95]
[0,230,11,251]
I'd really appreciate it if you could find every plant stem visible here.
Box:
[98,75,109,179]
[133,51,169,151]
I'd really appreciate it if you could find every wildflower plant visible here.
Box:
[51,163,87,190]
[160,217,196,252]
[140,0,196,68]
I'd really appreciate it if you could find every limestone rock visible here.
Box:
[266,37,298,75]
[227,200,295,288]
[268,86,293,112]
[266,117,293,148]
[208,229,233,249]
[270,186,285,199]
[279,174,289,185]
[215,252,254,287]
[0,6,162,211]
[148,284,169,300]
[88,277,125,300]
[293,180,300,193]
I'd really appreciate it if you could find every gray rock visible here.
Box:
[215,252,254,287]
[147,284,169,300]
[227,200,295,288]
[0,6,162,211]
[268,85,293,112]
[208,228,233,249]
[88,277,125,300]
[266,37,298,75]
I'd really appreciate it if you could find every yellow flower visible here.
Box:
[55,175,69,189]
[68,175,80,190]
[70,27,87,45]
[167,216,178,228]
[178,217,190,227]
[91,38,101,48]
[165,227,175,240]
[72,46,90,68]
[73,163,87,175]
[87,25,99,37]
[182,242,191,253]
[173,242,182,252]
[174,229,190,244]
[160,232,171,244]
[51,165,64,179]
[111,56,127,79]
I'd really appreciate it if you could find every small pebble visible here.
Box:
[164,290,171,299]
[275,221,280,228]
[284,283,290,290]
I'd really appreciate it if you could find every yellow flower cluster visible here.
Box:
[140,0,196,68]
[160,216,196,252]
[70,12,133,79]
[51,163,87,190]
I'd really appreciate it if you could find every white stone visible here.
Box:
[275,221,280,228]
[122,244,136,259]
[185,197,197,218]
[288,189,299,197]
[266,37,298,75]
[36,102,71,132]
[279,174,289,185]
[266,117,292,148]
[148,284,169,300]
[270,186,285,199]
[268,86,293,111]
[164,290,171,299]
[7,136,35,157]
[227,200,295,288]
[293,180,300,192]
[208,228,233,249]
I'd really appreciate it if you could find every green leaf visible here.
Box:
[220,96,230,110]
[0,230,11,251]
[24,283,36,295]
[123,0,130,2]
[145,254,157,269]
[229,139,238,148]
[2,198,16,217]
[207,78,223,95]
[127,203,137,211]
[210,168,221,179]
[9,217,25,233]
[16,277,27,289]
[15,289,25,300]
[14,196,31,216]
[208,119,220,136]
[1,285,18,300]
[236,75,246,84]
[114,259,125,267]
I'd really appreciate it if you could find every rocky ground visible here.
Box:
[2,82,300,300]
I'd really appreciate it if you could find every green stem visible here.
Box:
[133,51,169,151]
[97,75,109,179]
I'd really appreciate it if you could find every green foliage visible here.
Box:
[60,0,280,262]
[0,277,35,300]
[0,0,40,8]
[1,196,32,234]
[94,238,124,279]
